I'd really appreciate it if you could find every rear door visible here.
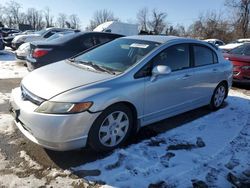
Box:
[191,44,221,103]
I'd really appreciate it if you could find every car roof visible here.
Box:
[124,35,198,44]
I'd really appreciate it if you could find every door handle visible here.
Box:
[213,68,218,72]
[182,74,191,79]
[177,74,191,80]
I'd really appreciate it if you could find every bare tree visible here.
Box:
[86,9,119,31]
[165,24,186,36]
[148,9,167,34]
[57,13,67,28]
[5,0,22,26]
[69,14,81,29]
[26,8,45,30]
[225,0,250,37]
[187,11,233,42]
[137,7,149,31]
[44,7,53,27]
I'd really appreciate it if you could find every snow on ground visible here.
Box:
[0,114,15,135]
[0,50,28,79]
[0,92,10,104]
[72,90,250,188]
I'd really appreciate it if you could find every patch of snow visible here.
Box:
[19,150,43,170]
[0,50,28,79]
[0,174,46,188]
[0,114,15,135]
[0,92,11,104]
[72,90,250,188]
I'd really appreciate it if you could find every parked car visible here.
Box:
[219,38,250,52]
[94,21,139,36]
[26,32,123,71]
[10,35,232,151]
[0,33,4,50]
[0,27,20,37]
[203,39,225,46]
[3,30,35,49]
[11,27,74,50]
[223,43,250,84]
[15,30,79,61]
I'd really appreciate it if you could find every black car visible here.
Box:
[0,28,20,37]
[0,34,4,50]
[26,32,123,71]
[3,30,35,49]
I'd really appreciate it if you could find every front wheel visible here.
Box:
[210,83,227,110]
[88,104,134,152]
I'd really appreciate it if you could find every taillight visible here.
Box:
[32,48,51,58]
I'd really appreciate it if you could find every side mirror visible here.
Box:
[151,65,171,81]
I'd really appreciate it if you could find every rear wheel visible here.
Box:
[88,104,134,152]
[210,83,227,110]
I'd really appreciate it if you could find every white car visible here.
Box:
[219,38,250,52]
[15,42,30,61]
[11,27,74,50]
[203,39,225,46]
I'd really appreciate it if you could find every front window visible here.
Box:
[73,38,160,73]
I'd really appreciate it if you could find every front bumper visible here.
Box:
[9,87,101,151]
[233,67,250,84]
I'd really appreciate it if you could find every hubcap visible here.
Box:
[214,85,225,107]
[98,111,129,147]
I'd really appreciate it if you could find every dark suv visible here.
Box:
[26,32,123,71]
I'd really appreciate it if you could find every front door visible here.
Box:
[143,43,196,125]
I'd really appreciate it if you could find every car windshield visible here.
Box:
[228,44,246,55]
[73,38,160,73]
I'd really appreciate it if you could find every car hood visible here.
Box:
[13,34,41,42]
[21,61,115,100]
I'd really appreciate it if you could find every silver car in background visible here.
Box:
[10,35,233,151]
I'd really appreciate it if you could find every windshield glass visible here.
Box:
[73,38,160,72]
[229,44,245,55]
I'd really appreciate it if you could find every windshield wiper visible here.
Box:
[74,60,117,75]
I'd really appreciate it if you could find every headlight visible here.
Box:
[241,66,250,70]
[35,101,93,114]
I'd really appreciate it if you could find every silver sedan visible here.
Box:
[10,35,233,151]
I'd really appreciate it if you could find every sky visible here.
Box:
[0,0,227,29]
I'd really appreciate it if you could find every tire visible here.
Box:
[210,82,227,110]
[88,104,134,152]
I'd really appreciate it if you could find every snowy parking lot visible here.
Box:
[0,50,250,187]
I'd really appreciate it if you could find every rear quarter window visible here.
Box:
[193,45,218,66]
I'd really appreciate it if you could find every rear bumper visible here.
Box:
[26,56,39,71]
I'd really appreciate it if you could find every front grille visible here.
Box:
[21,85,45,105]
[243,76,250,80]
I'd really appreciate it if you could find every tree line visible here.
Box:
[0,0,81,29]
[0,0,249,42]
